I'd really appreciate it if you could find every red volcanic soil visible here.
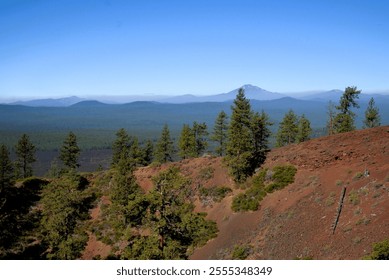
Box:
[81,196,111,260]
[191,126,389,259]
[83,126,389,260]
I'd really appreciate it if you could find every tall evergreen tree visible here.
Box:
[99,157,148,250]
[112,129,144,169]
[326,101,337,136]
[363,97,381,128]
[0,145,14,192]
[211,110,229,156]
[192,122,208,157]
[111,156,140,208]
[0,145,14,255]
[154,124,174,163]
[178,124,196,159]
[276,109,299,147]
[40,173,91,259]
[59,132,80,170]
[129,136,143,167]
[296,114,312,143]
[15,134,36,178]
[122,167,217,259]
[251,111,272,167]
[112,128,131,166]
[141,140,154,165]
[225,88,255,182]
[334,86,361,133]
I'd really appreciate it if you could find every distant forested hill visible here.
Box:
[1,97,389,151]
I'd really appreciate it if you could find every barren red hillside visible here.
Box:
[191,126,389,259]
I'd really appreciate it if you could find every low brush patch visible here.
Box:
[199,185,232,205]
[232,165,297,212]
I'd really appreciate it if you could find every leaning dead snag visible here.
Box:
[331,187,347,234]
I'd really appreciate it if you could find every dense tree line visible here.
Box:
[178,122,209,159]
[276,110,312,147]
[326,86,381,134]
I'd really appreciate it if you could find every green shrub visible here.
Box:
[356,216,370,226]
[231,184,267,212]
[348,190,360,205]
[231,165,297,212]
[364,240,389,260]
[272,165,297,187]
[263,165,296,193]
[232,193,259,212]
[199,166,215,181]
[149,161,161,168]
[199,185,232,203]
[353,172,364,181]
[265,182,282,193]
[232,244,252,260]
[252,169,267,188]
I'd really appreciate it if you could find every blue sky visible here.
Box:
[1,0,388,100]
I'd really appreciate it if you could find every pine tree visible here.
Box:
[40,173,91,259]
[99,155,148,250]
[178,124,196,159]
[326,101,337,135]
[334,86,361,133]
[129,136,143,166]
[225,88,255,182]
[0,145,14,192]
[141,140,154,165]
[59,132,80,170]
[192,121,208,157]
[154,124,174,163]
[122,167,217,259]
[111,157,140,208]
[276,109,299,147]
[296,114,312,143]
[211,110,229,156]
[15,134,36,178]
[363,97,381,128]
[0,145,14,254]
[112,129,145,169]
[112,128,131,166]
[251,111,272,167]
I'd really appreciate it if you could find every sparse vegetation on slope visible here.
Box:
[191,126,389,260]
[231,165,297,212]
[199,185,232,204]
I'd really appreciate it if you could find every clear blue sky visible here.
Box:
[1,0,388,100]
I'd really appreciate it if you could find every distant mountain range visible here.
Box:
[159,84,287,103]
[3,84,389,107]
[9,96,86,107]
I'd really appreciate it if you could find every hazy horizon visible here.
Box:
[2,84,389,104]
